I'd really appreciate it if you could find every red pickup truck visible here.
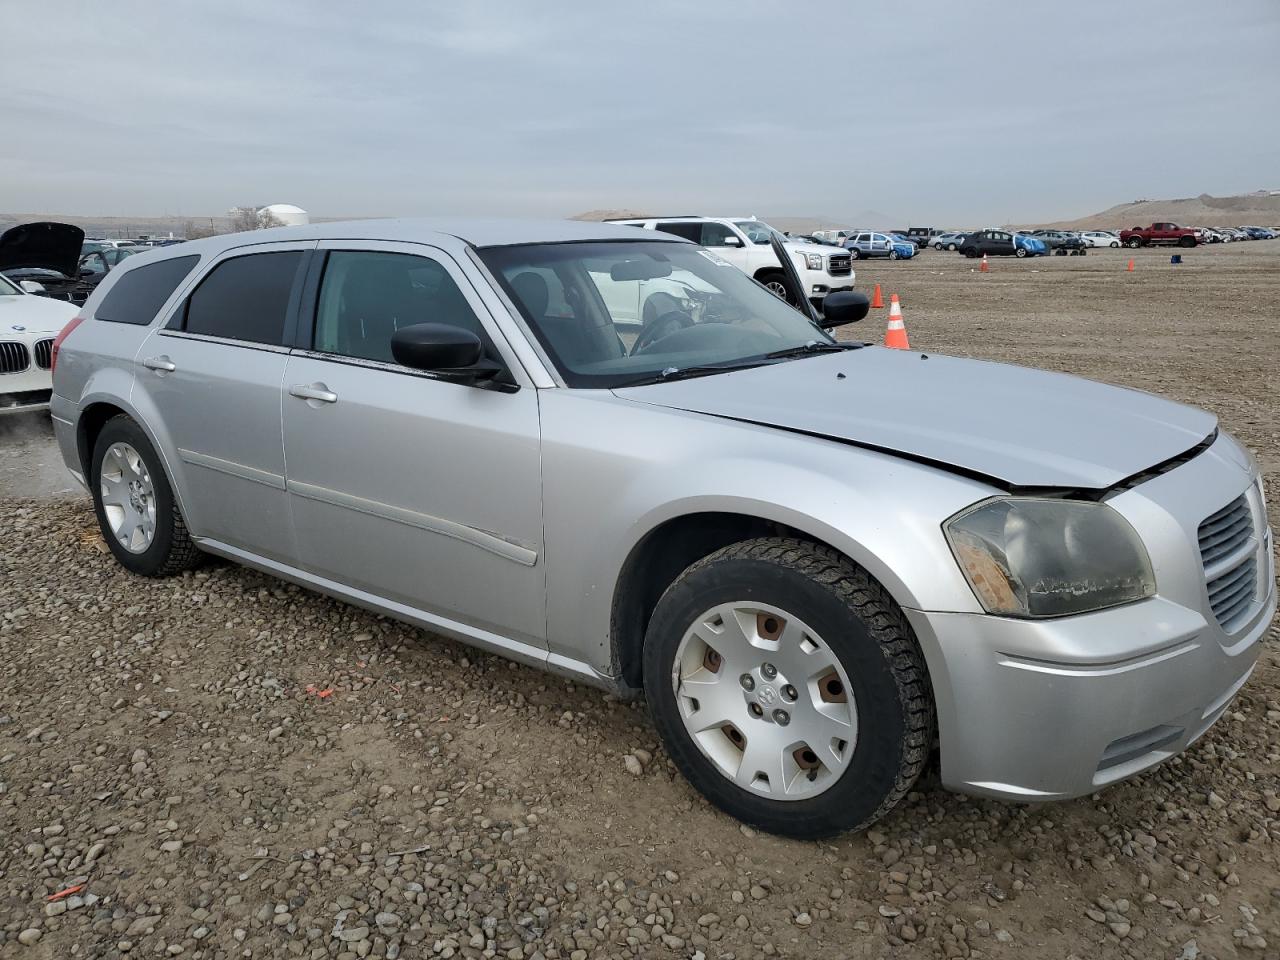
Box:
[1119,223,1198,248]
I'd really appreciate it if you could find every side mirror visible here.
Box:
[818,291,869,329]
[19,280,46,294]
[390,323,502,383]
[721,235,743,247]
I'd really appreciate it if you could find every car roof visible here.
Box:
[152,218,679,260]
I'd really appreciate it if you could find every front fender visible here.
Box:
[539,390,994,677]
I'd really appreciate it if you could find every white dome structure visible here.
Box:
[258,203,310,227]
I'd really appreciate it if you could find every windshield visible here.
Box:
[0,273,21,296]
[479,240,835,388]
[734,220,775,245]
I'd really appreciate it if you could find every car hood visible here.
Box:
[0,291,80,334]
[612,350,1217,490]
[0,221,86,277]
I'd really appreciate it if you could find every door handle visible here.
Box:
[289,383,338,404]
[142,356,176,373]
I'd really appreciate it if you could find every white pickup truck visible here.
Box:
[608,216,854,308]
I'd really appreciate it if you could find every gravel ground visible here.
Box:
[1,241,1278,959]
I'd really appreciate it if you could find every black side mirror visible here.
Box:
[818,291,869,329]
[390,323,504,384]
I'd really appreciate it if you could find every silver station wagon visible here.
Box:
[50,219,1275,837]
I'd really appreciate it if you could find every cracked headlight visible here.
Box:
[944,498,1155,618]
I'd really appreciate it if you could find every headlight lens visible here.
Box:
[944,498,1155,618]
[803,252,823,270]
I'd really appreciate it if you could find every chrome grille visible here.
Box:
[827,254,852,277]
[1198,494,1258,632]
[0,341,31,375]
[33,338,54,369]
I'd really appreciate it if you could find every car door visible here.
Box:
[870,233,891,257]
[135,243,311,564]
[280,241,546,648]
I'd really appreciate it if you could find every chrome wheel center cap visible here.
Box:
[757,684,778,706]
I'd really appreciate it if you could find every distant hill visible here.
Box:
[1035,192,1280,230]
[0,212,229,240]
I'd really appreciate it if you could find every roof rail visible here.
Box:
[602,215,704,222]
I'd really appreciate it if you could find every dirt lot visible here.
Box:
[1,241,1277,959]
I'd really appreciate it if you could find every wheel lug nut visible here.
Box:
[782,684,798,702]
[761,663,777,680]
[772,709,790,726]
[749,703,764,718]
[739,674,755,691]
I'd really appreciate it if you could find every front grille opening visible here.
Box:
[1098,724,1184,773]
[1198,493,1258,633]
[33,338,54,369]
[0,341,31,374]
[0,389,52,409]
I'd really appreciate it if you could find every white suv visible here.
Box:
[609,217,854,307]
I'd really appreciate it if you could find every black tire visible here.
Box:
[91,415,202,577]
[757,271,796,306]
[1125,236,1143,248]
[889,249,899,260]
[1015,247,1028,258]
[947,243,958,251]
[962,247,978,258]
[1178,235,1195,247]
[642,538,932,839]
[933,242,943,251]
[848,247,861,260]
[1110,241,1120,248]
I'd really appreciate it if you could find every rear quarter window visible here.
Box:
[95,255,200,325]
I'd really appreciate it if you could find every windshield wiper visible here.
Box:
[615,359,771,388]
[763,341,861,360]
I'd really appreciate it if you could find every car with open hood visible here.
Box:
[50,218,1274,838]
[0,221,89,303]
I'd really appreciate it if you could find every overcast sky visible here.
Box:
[3,0,1278,224]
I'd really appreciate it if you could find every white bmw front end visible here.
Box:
[0,276,79,413]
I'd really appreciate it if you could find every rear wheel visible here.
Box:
[1110,240,1120,248]
[91,416,201,577]
[642,538,932,838]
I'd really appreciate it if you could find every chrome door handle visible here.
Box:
[142,356,176,372]
[289,383,338,404]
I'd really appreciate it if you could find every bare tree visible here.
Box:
[226,206,285,232]
[182,219,222,240]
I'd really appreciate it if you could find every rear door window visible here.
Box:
[181,251,303,346]
[654,222,702,242]
[95,254,200,325]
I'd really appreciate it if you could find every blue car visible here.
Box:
[957,230,1048,258]
[844,231,916,260]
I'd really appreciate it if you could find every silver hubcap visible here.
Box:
[99,442,157,553]
[764,280,788,301]
[672,602,857,800]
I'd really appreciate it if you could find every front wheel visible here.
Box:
[643,539,932,838]
[1179,235,1196,248]
[1126,236,1143,248]
[1015,247,1028,258]
[963,247,978,258]
[889,249,900,260]
[847,248,861,260]
[91,415,202,577]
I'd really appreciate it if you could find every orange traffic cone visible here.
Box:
[979,254,990,273]
[884,295,910,350]
[1127,258,1135,272]
[870,283,885,308]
